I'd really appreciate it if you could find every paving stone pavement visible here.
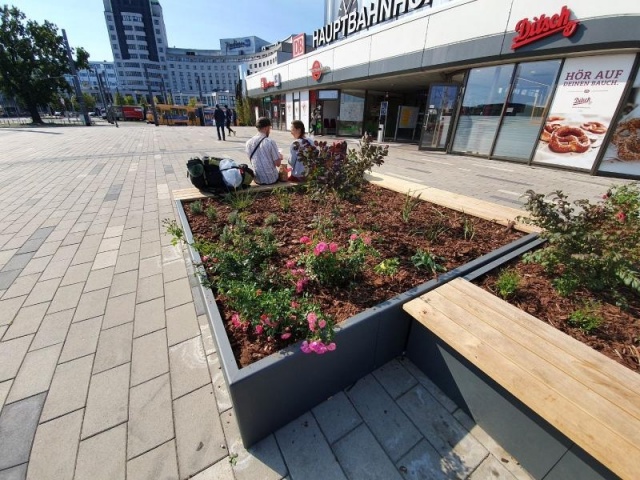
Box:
[0,123,632,480]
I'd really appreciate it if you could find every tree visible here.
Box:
[0,5,89,124]
[188,97,197,107]
[124,95,135,105]
[72,92,95,112]
[114,91,124,105]
[166,93,173,105]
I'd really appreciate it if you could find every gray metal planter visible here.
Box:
[176,198,541,447]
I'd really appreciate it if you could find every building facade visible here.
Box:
[247,0,640,179]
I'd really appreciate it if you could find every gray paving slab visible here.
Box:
[30,309,73,351]
[58,316,101,364]
[0,463,27,480]
[165,302,200,346]
[73,288,109,323]
[102,292,136,329]
[0,393,46,470]
[131,329,169,387]
[169,336,210,400]
[0,336,33,383]
[372,358,419,400]
[126,439,179,480]
[2,303,48,341]
[75,424,126,480]
[312,391,362,445]
[41,354,93,422]
[6,343,62,404]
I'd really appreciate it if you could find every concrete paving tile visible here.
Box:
[1,253,34,272]
[403,361,458,413]
[102,292,136,330]
[0,296,26,327]
[32,240,62,259]
[2,303,48,341]
[51,244,79,263]
[131,329,168,387]
[59,262,92,287]
[333,423,404,480]
[0,325,6,341]
[41,355,93,422]
[30,309,74,351]
[122,226,142,242]
[73,288,109,323]
[70,246,99,266]
[0,380,12,410]
[82,363,130,439]
[23,278,61,307]
[138,255,162,279]
[169,336,210,399]
[468,455,520,480]
[136,273,163,303]
[27,409,83,480]
[164,277,193,310]
[0,335,33,382]
[20,255,51,276]
[16,238,47,255]
[84,266,114,292]
[173,384,227,478]
[166,303,200,346]
[161,244,183,264]
[86,223,108,237]
[98,236,121,253]
[114,251,139,274]
[60,231,86,247]
[133,298,165,337]
[396,439,457,480]
[38,257,73,282]
[0,463,27,480]
[78,233,103,250]
[93,322,133,374]
[110,270,138,298]
[47,282,84,314]
[0,249,18,267]
[162,259,188,283]
[128,373,174,459]
[198,315,215,356]
[373,358,418,400]
[347,374,422,462]
[312,391,363,445]
[1,237,29,254]
[69,221,91,234]
[126,440,179,480]
[75,424,127,480]
[141,230,161,245]
[275,411,347,480]
[92,250,118,270]
[220,409,287,480]
[397,385,488,476]
[0,392,46,470]
[190,459,235,480]
[104,225,125,239]
[139,241,161,260]
[119,238,140,256]
[59,317,101,364]
[6,343,62,404]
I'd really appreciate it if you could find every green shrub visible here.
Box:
[190,200,203,215]
[411,249,446,275]
[494,268,520,299]
[568,302,604,333]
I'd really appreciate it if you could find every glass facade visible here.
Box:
[337,91,365,136]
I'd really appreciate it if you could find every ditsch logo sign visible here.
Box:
[293,33,305,58]
[310,60,330,81]
[511,5,579,50]
[260,77,275,90]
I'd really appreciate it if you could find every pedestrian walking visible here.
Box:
[213,104,226,141]
[224,105,235,136]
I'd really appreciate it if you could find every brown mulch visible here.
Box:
[474,261,640,372]
[185,183,523,366]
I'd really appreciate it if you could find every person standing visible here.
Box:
[213,104,226,141]
[224,105,235,136]
[245,117,282,185]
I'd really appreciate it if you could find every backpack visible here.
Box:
[187,156,254,191]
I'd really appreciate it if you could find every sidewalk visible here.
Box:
[0,123,631,480]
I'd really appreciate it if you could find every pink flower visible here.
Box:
[314,242,329,256]
[616,211,626,223]
[318,319,326,329]
[286,260,296,269]
[231,313,241,328]
[326,342,336,351]
[296,279,305,293]
[350,233,358,241]
[261,315,275,327]
[301,341,311,353]
[307,312,317,331]
[255,324,264,335]
[329,242,339,253]
[281,332,292,340]
[291,301,300,309]
[202,255,210,262]
[362,235,372,246]
[300,236,312,244]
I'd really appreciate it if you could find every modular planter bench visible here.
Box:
[173,180,542,447]
[403,256,640,480]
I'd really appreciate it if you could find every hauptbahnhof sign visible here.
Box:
[313,0,433,48]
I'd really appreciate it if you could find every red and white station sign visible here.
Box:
[293,33,305,58]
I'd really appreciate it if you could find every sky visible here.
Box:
[9,0,327,62]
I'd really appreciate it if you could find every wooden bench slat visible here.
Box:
[421,288,640,446]
[444,279,640,403]
[172,182,295,202]
[403,292,639,480]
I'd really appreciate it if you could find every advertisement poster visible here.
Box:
[532,54,636,170]
[398,106,419,129]
[598,67,640,176]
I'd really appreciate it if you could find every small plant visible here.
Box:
[374,258,400,277]
[494,268,520,299]
[264,213,279,226]
[190,200,203,215]
[272,187,292,212]
[401,191,422,224]
[462,215,475,241]
[310,214,334,238]
[205,205,218,222]
[568,302,604,333]
[411,249,446,275]
[225,189,255,210]
[162,219,184,246]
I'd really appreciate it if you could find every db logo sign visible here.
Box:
[293,34,305,58]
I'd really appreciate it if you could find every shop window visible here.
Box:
[492,60,561,161]
[452,64,515,156]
